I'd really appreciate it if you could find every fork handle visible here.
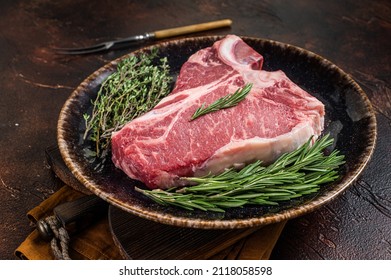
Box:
[153,19,232,39]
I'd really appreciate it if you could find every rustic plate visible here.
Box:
[57,36,376,229]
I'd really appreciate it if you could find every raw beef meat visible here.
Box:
[111,35,325,189]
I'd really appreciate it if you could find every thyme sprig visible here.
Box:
[190,83,253,121]
[83,49,172,157]
[136,134,345,212]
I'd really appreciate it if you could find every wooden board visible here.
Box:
[108,205,261,259]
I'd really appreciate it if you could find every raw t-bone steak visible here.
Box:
[111,35,324,189]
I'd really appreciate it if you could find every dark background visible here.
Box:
[0,0,390,259]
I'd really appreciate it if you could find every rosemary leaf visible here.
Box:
[136,134,345,212]
[190,83,253,121]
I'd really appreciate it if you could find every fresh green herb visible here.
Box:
[136,134,345,212]
[83,49,172,157]
[190,83,253,121]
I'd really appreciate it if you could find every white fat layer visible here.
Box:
[193,121,321,177]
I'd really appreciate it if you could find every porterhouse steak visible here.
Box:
[111,35,324,189]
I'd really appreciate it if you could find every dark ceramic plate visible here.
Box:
[57,36,376,229]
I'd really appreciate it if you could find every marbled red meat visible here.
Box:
[111,35,324,189]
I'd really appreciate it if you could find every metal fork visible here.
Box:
[53,19,232,55]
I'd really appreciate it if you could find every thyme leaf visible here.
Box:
[136,134,345,212]
[190,83,253,121]
[83,49,172,157]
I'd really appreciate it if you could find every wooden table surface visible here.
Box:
[0,0,390,260]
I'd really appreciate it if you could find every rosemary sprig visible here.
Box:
[190,83,253,121]
[83,49,172,157]
[136,134,345,212]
